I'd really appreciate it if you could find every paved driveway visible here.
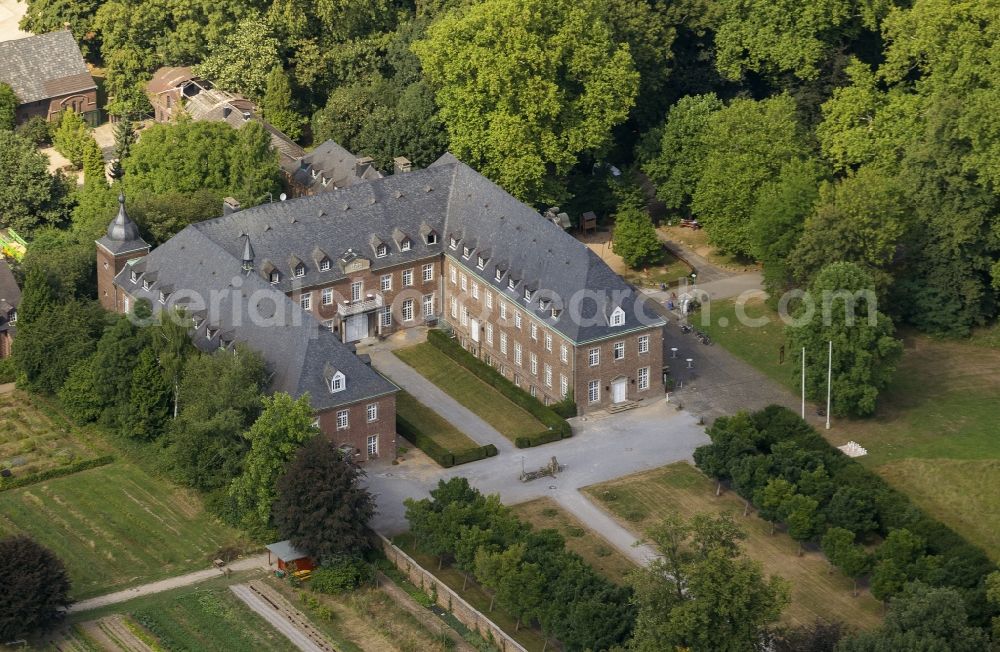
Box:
[0,0,28,43]
[366,399,709,564]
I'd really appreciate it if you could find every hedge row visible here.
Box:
[397,413,497,468]
[426,329,572,448]
[0,454,115,491]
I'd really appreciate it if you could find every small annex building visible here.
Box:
[266,540,316,572]
[0,31,98,125]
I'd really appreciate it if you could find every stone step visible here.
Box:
[607,401,638,414]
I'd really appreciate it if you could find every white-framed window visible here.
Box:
[462,246,471,259]
[300,293,312,311]
[514,312,522,329]
[400,238,412,252]
[460,273,467,291]
[486,323,494,345]
[422,263,434,282]
[269,271,280,284]
[638,366,650,391]
[449,236,458,249]
[403,269,414,287]
[495,268,503,282]
[381,274,392,292]
[322,287,334,305]
[524,288,532,301]
[477,255,485,269]
[320,258,331,272]
[294,264,305,278]
[544,364,552,387]
[129,271,138,284]
[427,232,438,245]
[639,334,650,354]
[423,293,434,318]
[500,302,507,320]
[589,347,600,367]
[330,371,345,393]
[351,281,363,302]
[450,297,458,319]
[530,385,537,398]
[560,374,568,398]
[560,343,568,364]
[588,380,600,404]
[367,434,378,458]
[552,307,562,319]
[514,342,522,366]
[610,306,625,327]
[123,296,130,312]
[336,409,349,430]
[508,278,516,291]
[381,306,392,327]
[376,243,388,258]
[460,307,468,327]
[472,282,479,299]
[367,403,378,422]
[544,332,552,351]
[500,332,508,354]
[614,341,625,360]
[530,323,537,340]
[158,291,166,304]
[450,266,457,284]
[530,352,538,375]
[486,292,493,309]
[402,298,415,322]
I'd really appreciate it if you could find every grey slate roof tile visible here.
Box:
[0,31,94,104]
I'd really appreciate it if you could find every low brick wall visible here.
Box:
[376,534,527,652]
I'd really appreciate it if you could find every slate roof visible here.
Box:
[192,155,662,344]
[284,139,383,193]
[114,228,397,412]
[0,31,95,104]
[96,195,150,255]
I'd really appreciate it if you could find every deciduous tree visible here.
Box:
[612,204,662,269]
[195,13,280,100]
[0,131,71,234]
[0,536,71,640]
[0,82,16,131]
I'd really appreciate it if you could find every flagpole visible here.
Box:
[801,347,806,419]
[825,340,832,430]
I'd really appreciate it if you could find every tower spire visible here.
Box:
[241,234,255,273]
[106,193,141,242]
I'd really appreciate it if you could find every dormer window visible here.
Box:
[477,256,485,269]
[158,291,167,304]
[426,232,438,245]
[508,278,516,291]
[462,246,471,259]
[449,237,458,250]
[142,279,151,291]
[130,271,138,284]
[206,327,217,339]
[320,258,331,272]
[551,307,562,319]
[294,264,305,278]
[495,268,503,282]
[524,288,532,301]
[610,306,625,327]
[400,238,412,252]
[9,310,16,324]
[192,315,203,327]
[540,299,550,310]
[270,270,281,284]
[376,243,388,258]
[329,371,345,393]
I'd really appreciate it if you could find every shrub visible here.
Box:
[0,455,114,491]
[396,412,497,468]
[311,557,368,593]
[16,116,52,146]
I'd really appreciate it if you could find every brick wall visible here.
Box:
[377,534,527,652]
[573,326,664,413]
[97,244,148,313]
[315,392,397,462]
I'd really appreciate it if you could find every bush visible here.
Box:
[0,455,114,492]
[396,412,497,467]
[16,116,52,146]
[0,358,15,384]
[311,557,368,593]
[426,329,572,446]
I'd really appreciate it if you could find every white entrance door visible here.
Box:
[470,318,480,342]
[611,377,627,404]
[345,314,367,342]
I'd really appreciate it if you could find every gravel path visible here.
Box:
[230,583,332,652]
[68,554,270,613]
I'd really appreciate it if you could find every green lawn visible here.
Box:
[395,343,545,441]
[130,585,296,652]
[0,462,245,599]
[396,390,482,454]
[584,462,884,629]
[621,248,693,289]
[698,297,1000,561]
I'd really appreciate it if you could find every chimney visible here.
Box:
[393,157,412,174]
[355,157,374,177]
[222,106,231,119]
[223,197,241,215]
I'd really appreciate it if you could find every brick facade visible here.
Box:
[315,392,396,462]
[97,242,149,312]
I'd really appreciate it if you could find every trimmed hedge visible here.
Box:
[0,454,115,491]
[396,412,497,468]
[426,329,572,448]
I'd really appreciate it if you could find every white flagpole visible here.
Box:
[826,340,832,430]
[801,347,806,419]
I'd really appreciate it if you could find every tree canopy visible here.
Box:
[0,536,71,640]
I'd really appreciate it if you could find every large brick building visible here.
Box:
[0,31,98,125]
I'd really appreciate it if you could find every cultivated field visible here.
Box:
[697,298,1000,561]
[584,462,884,629]
[0,463,245,599]
[510,497,636,584]
[0,390,105,477]
[395,343,545,442]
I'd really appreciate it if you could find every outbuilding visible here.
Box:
[265,540,316,572]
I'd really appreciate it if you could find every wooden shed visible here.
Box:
[265,540,316,572]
